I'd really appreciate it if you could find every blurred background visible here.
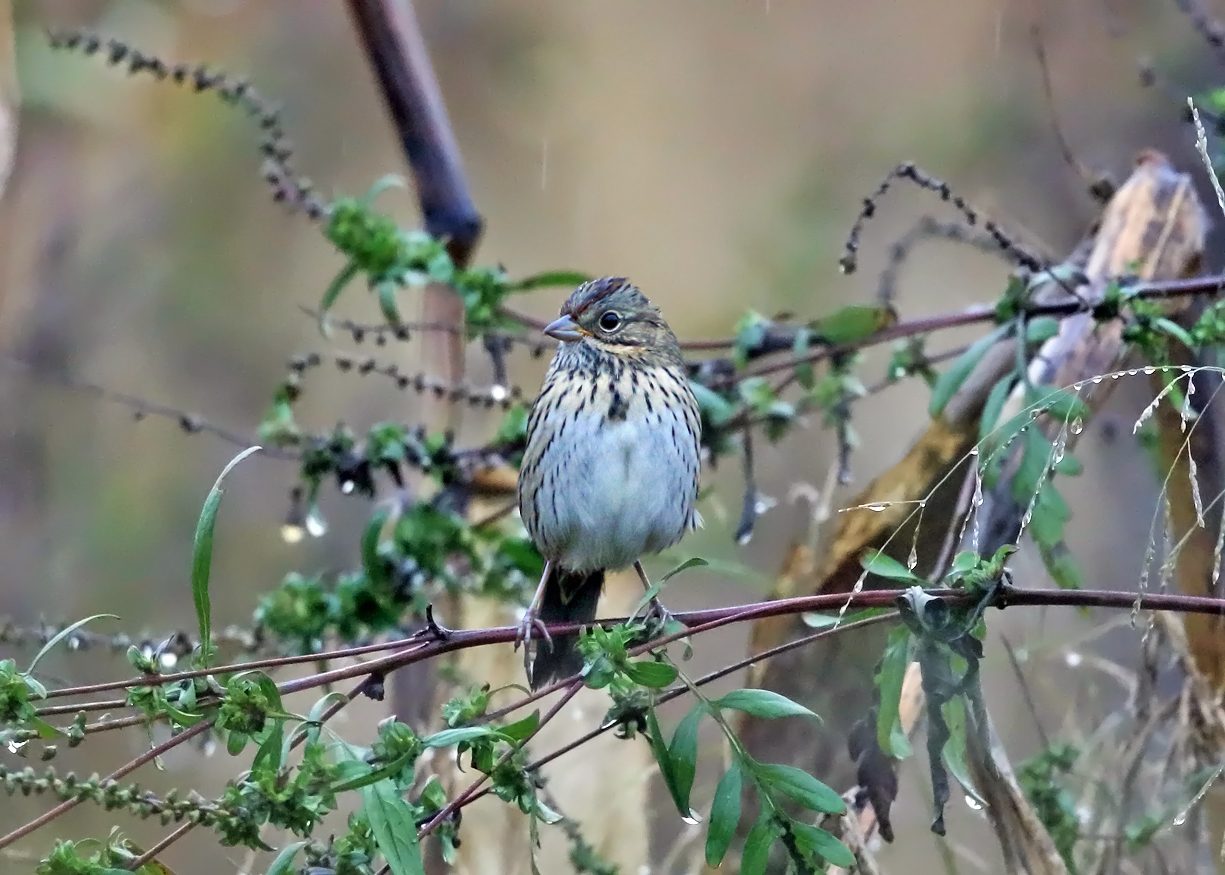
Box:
[0,0,1220,873]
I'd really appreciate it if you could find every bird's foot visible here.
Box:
[515,610,553,682]
[642,597,680,637]
[515,610,553,653]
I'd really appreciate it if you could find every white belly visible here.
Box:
[529,405,698,572]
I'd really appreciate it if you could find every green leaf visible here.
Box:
[811,304,896,345]
[625,660,679,689]
[361,506,392,589]
[27,715,61,739]
[704,764,743,867]
[318,260,360,336]
[733,310,771,368]
[661,556,709,584]
[227,730,249,756]
[25,614,118,675]
[509,270,592,291]
[713,689,820,722]
[793,327,815,390]
[979,372,1017,443]
[377,280,401,326]
[423,726,499,749]
[690,381,736,426]
[930,323,1012,417]
[667,703,705,818]
[499,710,541,742]
[331,746,419,793]
[876,626,913,758]
[1024,317,1060,344]
[265,841,309,875]
[739,811,775,875]
[1028,483,1071,548]
[251,719,286,775]
[1155,317,1195,349]
[754,763,846,815]
[861,550,924,584]
[635,557,708,614]
[790,822,855,869]
[1039,542,1084,590]
[941,697,986,808]
[1011,428,1053,504]
[360,174,410,205]
[192,446,261,667]
[1054,453,1083,476]
[951,551,979,575]
[362,780,426,875]
[646,705,680,812]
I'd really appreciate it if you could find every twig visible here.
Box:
[712,273,1225,388]
[0,354,294,459]
[0,720,213,850]
[416,680,583,838]
[461,612,901,815]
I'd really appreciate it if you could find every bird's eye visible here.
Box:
[599,311,622,331]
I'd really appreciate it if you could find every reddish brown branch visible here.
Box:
[344,0,482,265]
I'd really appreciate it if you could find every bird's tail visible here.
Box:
[529,568,604,690]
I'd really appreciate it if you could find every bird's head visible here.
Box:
[544,277,681,363]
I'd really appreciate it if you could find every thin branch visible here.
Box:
[710,273,1225,388]
[40,636,436,701]
[459,612,901,816]
[416,680,583,838]
[0,355,293,459]
[0,720,213,850]
[269,585,1225,698]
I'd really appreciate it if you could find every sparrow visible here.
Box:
[517,277,702,689]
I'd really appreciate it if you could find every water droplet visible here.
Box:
[1173,814,1187,826]
[490,384,509,402]
[965,795,983,811]
[969,446,979,455]
[1065,651,1082,667]
[281,523,305,544]
[1070,419,1083,435]
[1092,375,1103,383]
[341,480,356,495]
[754,494,778,516]
[1128,368,1139,376]
[305,509,328,538]
[864,503,888,512]
[1143,366,1156,375]
[908,544,918,570]
[1111,373,1121,380]
[681,811,703,826]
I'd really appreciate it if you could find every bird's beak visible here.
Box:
[544,314,587,343]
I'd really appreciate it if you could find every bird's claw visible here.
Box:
[642,598,679,636]
[515,612,553,652]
